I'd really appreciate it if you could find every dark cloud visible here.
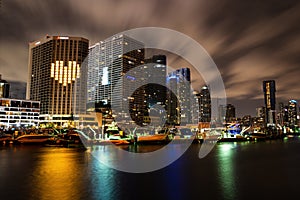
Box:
[0,0,299,116]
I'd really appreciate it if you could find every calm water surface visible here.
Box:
[1,137,300,200]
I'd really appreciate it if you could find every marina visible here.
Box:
[0,125,295,148]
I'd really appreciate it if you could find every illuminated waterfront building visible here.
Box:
[263,80,276,126]
[288,100,298,128]
[27,36,89,125]
[191,90,199,124]
[144,55,167,109]
[0,74,10,98]
[88,35,145,124]
[166,68,193,125]
[0,98,40,128]
[198,85,211,122]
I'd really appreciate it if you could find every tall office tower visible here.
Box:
[278,102,290,127]
[225,104,236,122]
[166,76,179,125]
[255,106,266,128]
[217,105,226,124]
[0,74,10,98]
[191,90,200,124]
[166,68,192,125]
[27,36,89,120]
[278,102,285,126]
[88,34,145,124]
[283,105,289,126]
[143,55,167,111]
[256,106,266,118]
[263,80,276,125]
[199,85,211,122]
[87,43,101,106]
[288,100,298,128]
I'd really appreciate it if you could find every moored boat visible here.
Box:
[0,134,13,144]
[15,134,53,144]
[137,134,169,144]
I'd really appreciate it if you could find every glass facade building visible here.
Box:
[166,68,193,125]
[288,100,298,128]
[88,35,145,124]
[199,85,211,122]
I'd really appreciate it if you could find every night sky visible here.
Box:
[1,0,299,117]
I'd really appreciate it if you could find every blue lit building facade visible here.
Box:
[166,68,192,125]
[288,100,298,129]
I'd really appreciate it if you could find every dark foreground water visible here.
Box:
[1,137,300,200]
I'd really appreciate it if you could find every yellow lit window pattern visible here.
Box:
[51,63,55,78]
[50,60,80,85]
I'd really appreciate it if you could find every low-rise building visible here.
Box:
[0,98,40,128]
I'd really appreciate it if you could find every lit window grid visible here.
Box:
[28,37,88,115]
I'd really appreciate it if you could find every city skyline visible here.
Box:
[1,0,300,116]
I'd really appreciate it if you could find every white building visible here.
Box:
[0,98,40,128]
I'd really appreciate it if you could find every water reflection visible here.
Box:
[88,154,119,200]
[89,143,191,173]
[216,142,238,200]
[30,148,84,200]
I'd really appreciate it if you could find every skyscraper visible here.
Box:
[199,85,211,122]
[88,34,145,124]
[144,55,167,109]
[0,74,10,98]
[166,68,192,125]
[263,80,276,125]
[27,35,89,123]
[225,104,236,122]
[288,100,298,128]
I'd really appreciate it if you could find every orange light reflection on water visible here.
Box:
[29,148,84,200]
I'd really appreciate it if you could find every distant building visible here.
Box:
[166,68,193,125]
[0,98,40,128]
[144,55,167,109]
[263,80,276,126]
[218,105,226,124]
[198,85,211,122]
[288,100,298,128]
[166,75,179,125]
[256,106,266,118]
[191,90,199,124]
[225,104,236,122]
[0,74,10,98]
[9,81,26,99]
[254,106,266,129]
[27,35,89,125]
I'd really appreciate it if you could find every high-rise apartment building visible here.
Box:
[288,100,298,128]
[27,36,89,123]
[225,104,236,122]
[198,85,211,122]
[263,80,276,125]
[88,34,145,124]
[144,55,167,109]
[166,68,193,125]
